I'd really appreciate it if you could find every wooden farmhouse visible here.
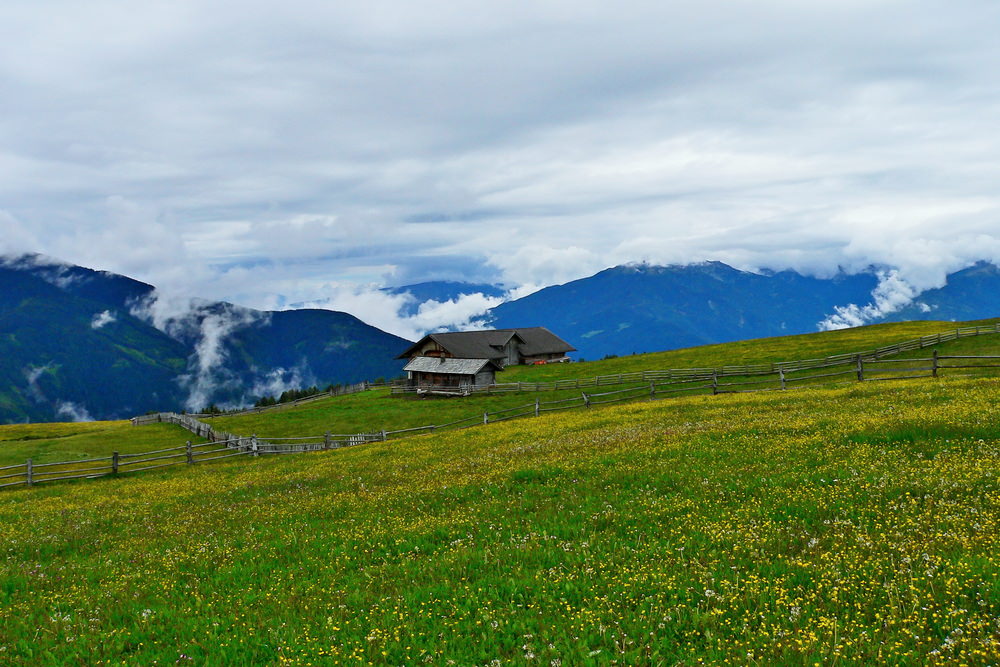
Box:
[397,328,575,395]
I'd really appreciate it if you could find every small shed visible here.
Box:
[402,357,501,395]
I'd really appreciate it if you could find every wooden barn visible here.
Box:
[397,327,575,395]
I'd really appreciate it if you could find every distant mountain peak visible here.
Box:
[488,260,1000,361]
[617,260,752,277]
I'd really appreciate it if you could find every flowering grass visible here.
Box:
[503,318,1000,382]
[0,421,204,468]
[207,318,1000,440]
[1,375,998,665]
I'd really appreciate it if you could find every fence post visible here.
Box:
[483,412,489,425]
[251,434,259,457]
[711,372,718,395]
[932,350,939,378]
[381,429,387,441]
[535,398,540,417]
[26,458,33,486]
[112,451,119,475]
[779,369,786,390]
[186,440,194,464]
[649,382,656,399]
[324,432,331,450]
[582,392,590,408]
[856,355,864,382]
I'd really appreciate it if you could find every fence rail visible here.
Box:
[150,350,999,447]
[7,326,1000,493]
[390,323,1000,395]
[0,438,254,490]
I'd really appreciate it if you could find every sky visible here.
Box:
[3,0,1000,338]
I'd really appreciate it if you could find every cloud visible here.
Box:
[0,252,87,289]
[3,1,1000,314]
[129,292,270,411]
[818,270,920,330]
[488,246,606,289]
[248,365,316,402]
[179,307,266,412]
[289,284,504,340]
[55,401,93,423]
[23,364,53,403]
[91,310,116,329]
[407,293,505,334]
[0,211,40,255]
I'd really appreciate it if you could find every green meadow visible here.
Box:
[0,421,204,468]
[0,320,999,665]
[203,318,1000,439]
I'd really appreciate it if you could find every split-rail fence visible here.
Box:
[3,324,1000,492]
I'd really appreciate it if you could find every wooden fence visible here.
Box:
[369,351,1000,439]
[185,380,389,419]
[6,324,1000,492]
[136,350,1000,453]
[391,323,1000,395]
[0,439,251,491]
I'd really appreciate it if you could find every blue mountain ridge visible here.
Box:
[0,256,411,423]
[486,262,1000,361]
[6,255,1000,423]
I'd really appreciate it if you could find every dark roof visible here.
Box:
[397,327,574,359]
[397,330,523,360]
[502,327,576,356]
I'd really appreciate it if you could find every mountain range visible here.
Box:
[0,255,409,423]
[5,254,1000,423]
[487,261,1000,360]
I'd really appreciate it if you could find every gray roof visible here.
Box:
[397,330,523,360]
[505,327,576,356]
[403,357,498,375]
[397,327,574,360]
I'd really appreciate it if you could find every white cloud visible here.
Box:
[818,270,920,330]
[55,401,93,423]
[2,1,1000,313]
[129,292,270,411]
[488,246,606,289]
[248,365,315,401]
[23,363,53,403]
[289,285,505,340]
[91,310,116,329]
[0,210,40,255]
[408,293,505,333]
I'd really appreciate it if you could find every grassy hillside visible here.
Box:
[0,374,997,664]
[504,318,1000,381]
[205,318,1000,439]
[0,421,205,468]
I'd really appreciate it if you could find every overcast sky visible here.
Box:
[3,0,1000,336]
